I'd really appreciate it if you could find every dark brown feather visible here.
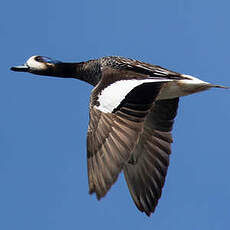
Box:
[123,98,179,216]
[87,108,143,199]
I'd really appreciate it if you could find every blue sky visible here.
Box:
[1,0,230,229]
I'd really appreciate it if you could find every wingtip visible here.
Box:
[144,211,151,217]
[88,189,106,201]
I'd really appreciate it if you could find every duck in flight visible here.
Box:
[11,56,227,216]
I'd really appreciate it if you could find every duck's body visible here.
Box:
[11,56,227,216]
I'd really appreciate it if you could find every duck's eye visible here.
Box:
[35,56,44,62]
[35,56,60,64]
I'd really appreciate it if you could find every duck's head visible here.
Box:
[11,55,99,85]
[11,55,62,75]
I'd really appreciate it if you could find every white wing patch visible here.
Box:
[95,79,171,113]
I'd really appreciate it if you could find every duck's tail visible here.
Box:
[209,84,229,89]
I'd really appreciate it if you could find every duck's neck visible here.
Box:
[51,60,101,86]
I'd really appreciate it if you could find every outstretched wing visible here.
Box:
[87,107,143,199]
[87,67,170,199]
[123,98,179,216]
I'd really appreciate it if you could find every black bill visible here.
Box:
[10,65,29,72]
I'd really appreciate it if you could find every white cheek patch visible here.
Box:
[95,78,171,113]
[26,56,46,71]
